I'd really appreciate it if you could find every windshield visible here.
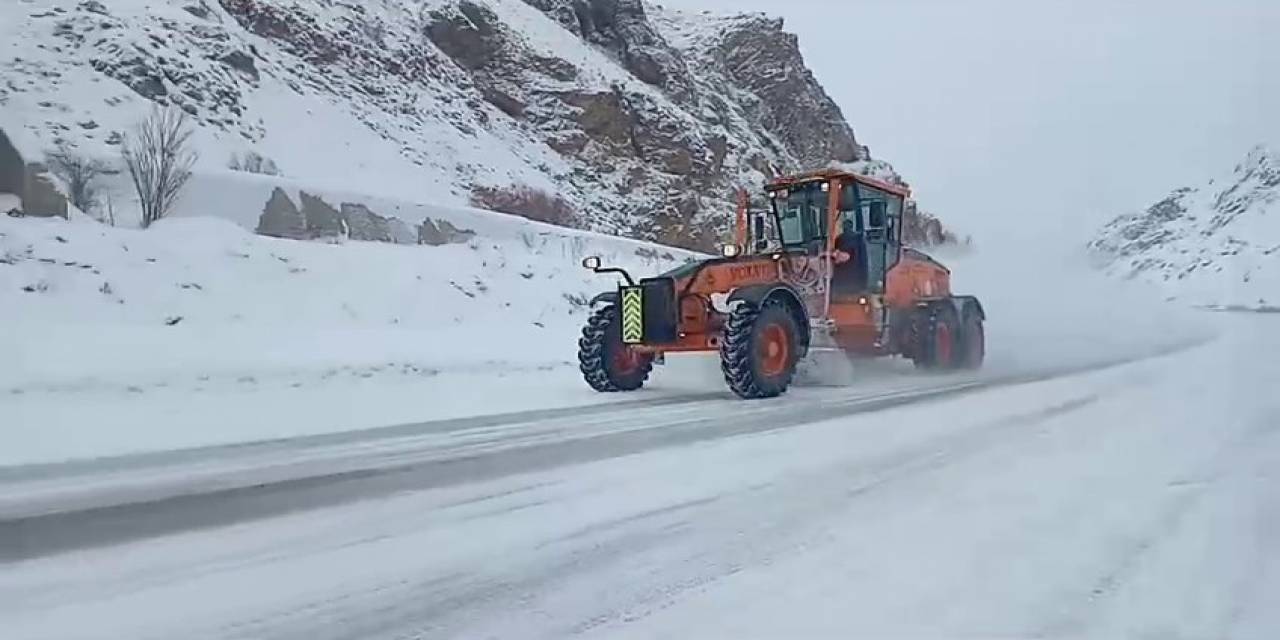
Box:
[851,184,904,243]
[771,183,827,249]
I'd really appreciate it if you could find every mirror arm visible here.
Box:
[593,266,636,287]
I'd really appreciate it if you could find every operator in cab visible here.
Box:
[831,216,868,295]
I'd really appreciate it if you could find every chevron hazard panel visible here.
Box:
[620,287,643,344]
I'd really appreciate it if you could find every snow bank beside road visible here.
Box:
[1,214,688,389]
[1,202,703,464]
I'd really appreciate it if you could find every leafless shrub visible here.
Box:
[122,106,198,228]
[634,247,676,262]
[470,184,576,228]
[103,194,117,227]
[562,292,590,309]
[566,236,587,263]
[228,150,280,176]
[46,141,108,213]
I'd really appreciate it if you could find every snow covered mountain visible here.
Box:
[1089,145,1280,308]
[0,0,947,250]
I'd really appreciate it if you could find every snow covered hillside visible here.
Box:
[1,181,710,462]
[0,0,953,249]
[1,204,693,392]
[1089,145,1280,308]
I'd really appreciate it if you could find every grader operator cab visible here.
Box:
[577,167,985,399]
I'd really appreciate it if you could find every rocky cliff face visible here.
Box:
[1089,145,1280,307]
[0,0,948,251]
[412,0,872,248]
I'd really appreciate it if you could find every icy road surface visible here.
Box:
[1,315,1277,639]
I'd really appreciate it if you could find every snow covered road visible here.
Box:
[0,347,1182,559]
[1,315,1276,639]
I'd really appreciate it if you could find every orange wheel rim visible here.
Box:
[613,345,640,374]
[936,323,953,365]
[759,324,790,377]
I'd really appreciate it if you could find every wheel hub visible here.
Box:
[936,323,952,365]
[759,324,790,377]
[613,345,640,374]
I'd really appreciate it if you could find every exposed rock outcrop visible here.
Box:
[23,167,68,218]
[418,218,476,246]
[256,187,306,239]
[257,189,455,246]
[520,0,695,101]
[299,190,344,239]
[340,202,414,244]
[0,130,24,199]
[0,129,68,219]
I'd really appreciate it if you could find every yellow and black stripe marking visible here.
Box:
[620,287,644,344]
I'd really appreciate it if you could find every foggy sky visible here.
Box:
[658,0,1279,246]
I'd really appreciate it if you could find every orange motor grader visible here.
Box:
[577,167,985,399]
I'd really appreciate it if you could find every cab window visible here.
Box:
[771,183,827,251]
[838,183,860,235]
[852,184,903,243]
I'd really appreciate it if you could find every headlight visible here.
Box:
[721,244,740,258]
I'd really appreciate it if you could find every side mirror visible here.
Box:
[581,256,602,270]
[751,215,766,250]
[721,244,741,258]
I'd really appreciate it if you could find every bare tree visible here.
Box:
[123,106,198,228]
[104,193,117,227]
[47,141,108,213]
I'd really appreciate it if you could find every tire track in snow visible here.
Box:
[188,394,1112,640]
[0,382,985,561]
[1035,411,1280,638]
[0,391,731,483]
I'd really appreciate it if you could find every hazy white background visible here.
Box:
[660,0,1279,246]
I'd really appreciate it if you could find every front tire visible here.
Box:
[578,304,653,392]
[720,301,800,399]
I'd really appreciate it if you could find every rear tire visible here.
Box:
[578,304,653,392]
[913,303,961,371]
[720,301,800,399]
[958,305,985,370]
